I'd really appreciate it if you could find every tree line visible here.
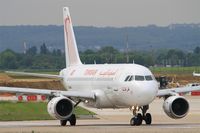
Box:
[1,43,200,70]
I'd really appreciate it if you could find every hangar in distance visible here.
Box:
[0,7,200,126]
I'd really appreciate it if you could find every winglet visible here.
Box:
[63,7,82,67]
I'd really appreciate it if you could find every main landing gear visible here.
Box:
[60,114,76,126]
[130,105,152,126]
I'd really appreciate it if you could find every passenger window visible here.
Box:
[145,75,153,81]
[135,75,145,81]
[128,75,134,81]
[124,76,130,81]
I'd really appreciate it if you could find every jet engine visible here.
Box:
[47,96,74,120]
[163,96,189,119]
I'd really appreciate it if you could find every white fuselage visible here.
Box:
[60,64,158,109]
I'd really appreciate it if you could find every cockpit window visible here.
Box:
[128,75,134,81]
[125,75,154,82]
[145,75,153,81]
[135,75,145,81]
[124,76,130,81]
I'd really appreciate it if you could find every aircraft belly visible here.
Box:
[99,86,130,108]
[95,88,117,108]
[81,85,121,108]
[81,84,133,108]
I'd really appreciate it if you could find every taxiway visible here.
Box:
[0,96,199,133]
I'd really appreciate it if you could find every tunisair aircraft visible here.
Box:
[0,7,200,126]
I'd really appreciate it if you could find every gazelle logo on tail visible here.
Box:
[63,7,82,67]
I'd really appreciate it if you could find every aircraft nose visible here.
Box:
[135,81,158,105]
[144,82,157,98]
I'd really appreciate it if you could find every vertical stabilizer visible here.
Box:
[63,7,82,67]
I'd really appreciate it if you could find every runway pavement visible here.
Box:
[0,96,200,133]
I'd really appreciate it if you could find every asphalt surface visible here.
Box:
[0,96,200,133]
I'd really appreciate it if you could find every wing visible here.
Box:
[0,86,95,99]
[3,72,95,100]
[157,86,200,97]
[5,71,63,80]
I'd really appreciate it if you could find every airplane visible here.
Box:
[0,7,200,126]
[193,71,200,76]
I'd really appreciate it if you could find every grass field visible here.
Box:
[0,102,95,121]
[151,66,200,75]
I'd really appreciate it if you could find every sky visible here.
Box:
[0,0,200,27]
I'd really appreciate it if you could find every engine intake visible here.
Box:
[47,97,74,120]
[163,96,189,119]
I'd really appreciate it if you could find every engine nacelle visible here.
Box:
[47,97,74,120]
[163,96,189,119]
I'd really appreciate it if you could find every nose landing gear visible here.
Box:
[130,105,152,126]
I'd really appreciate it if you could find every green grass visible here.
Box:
[150,66,200,75]
[0,101,95,121]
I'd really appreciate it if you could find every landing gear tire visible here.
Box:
[60,120,67,126]
[130,105,152,126]
[130,113,143,126]
[69,114,76,126]
[144,113,152,125]
[136,113,143,126]
[60,114,76,126]
[130,117,136,126]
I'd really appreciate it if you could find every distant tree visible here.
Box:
[98,46,118,54]
[40,43,49,54]
[187,53,200,66]
[165,49,185,66]
[98,46,119,63]
[26,46,37,55]
[52,49,62,56]
[4,46,200,69]
[194,46,200,54]
[0,49,18,69]
[84,49,95,54]
[18,54,34,68]
[156,52,167,66]
[115,53,126,63]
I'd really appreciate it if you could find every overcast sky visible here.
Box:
[0,0,200,27]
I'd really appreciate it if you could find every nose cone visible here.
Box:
[134,81,158,106]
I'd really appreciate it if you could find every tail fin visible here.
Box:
[63,7,82,67]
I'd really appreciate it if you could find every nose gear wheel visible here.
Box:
[130,105,152,126]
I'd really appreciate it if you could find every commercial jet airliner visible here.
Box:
[0,7,200,126]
